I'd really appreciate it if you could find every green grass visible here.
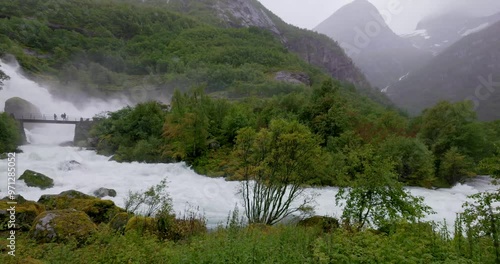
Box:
[1,222,496,264]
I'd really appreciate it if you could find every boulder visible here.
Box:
[58,141,74,147]
[37,190,124,224]
[1,194,27,204]
[297,216,339,233]
[4,97,42,119]
[29,209,96,244]
[19,170,54,190]
[57,160,81,171]
[0,199,45,231]
[93,187,117,198]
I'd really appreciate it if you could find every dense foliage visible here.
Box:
[2,218,499,263]
[0,0,330,101]
[91,82,500,189]
[0,112,21,153]
[0,65,8,88]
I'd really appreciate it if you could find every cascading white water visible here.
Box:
[0,59,496,228]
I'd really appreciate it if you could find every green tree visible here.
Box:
[461,191,500,263]
[418,101,486,185]
[90,101,167,162]
[0,66,9,89]
[232,119,323,225]
[163,89,210,160]
[439,147,474,186]
[0,112,21,153]
[335,145,432,230]
[479,144,500,180]
[379,136,436,187]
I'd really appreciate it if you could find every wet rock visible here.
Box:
[93,187,117,198]
[19,170,54,190]
[57,160,81,171]
[29,209,96,244]
[59,141,74,147]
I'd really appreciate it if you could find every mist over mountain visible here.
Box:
[403,11,500,56]
[387,20,500,121]
[314,0,432,89]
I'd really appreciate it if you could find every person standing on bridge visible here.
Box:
[54,114,57,120]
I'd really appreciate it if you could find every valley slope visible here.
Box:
[387,20,500,121]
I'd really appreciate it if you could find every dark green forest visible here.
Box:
[1,0,500,263]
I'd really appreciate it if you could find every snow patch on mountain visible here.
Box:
[461,23,490,36]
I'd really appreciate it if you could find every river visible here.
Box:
[0,59,496,228]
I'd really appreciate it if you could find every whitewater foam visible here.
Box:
[0,59,496,229]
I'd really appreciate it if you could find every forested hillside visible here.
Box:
[0,0,389,105]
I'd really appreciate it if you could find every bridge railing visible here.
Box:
[8,112,94,122]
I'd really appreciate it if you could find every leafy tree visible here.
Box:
[90,101,168,162]
[300,79,351,144]
[418,101,487,185]
[163,89,211,160]
[335,145,432,230]
[379,136,436,187]
[479,144,500,180]
[460,191,500,263]
[231,119,323,225]
[439,147,474,186]
[0,112,21,153]
[0,66,9,89]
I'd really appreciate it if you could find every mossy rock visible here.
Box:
[29,209,96,244]
[0,200,45,231]
[298,216,339,233]
[37,190,124,224]
[109,212,133,234]
[125,216,158,235]
[1,194,27,204]
[19,170,54,190]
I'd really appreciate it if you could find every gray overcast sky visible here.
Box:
[257,0,500,34]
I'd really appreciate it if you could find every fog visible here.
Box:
[257,0,500,34]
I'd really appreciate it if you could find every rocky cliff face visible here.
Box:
[162,0,383,102]
[214,0,284,41]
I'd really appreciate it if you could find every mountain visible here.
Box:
[403,11,500,56]
[314,0,433,89]
[387,20,500,121]
[0,0,390,105]
[134,0,388,103]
